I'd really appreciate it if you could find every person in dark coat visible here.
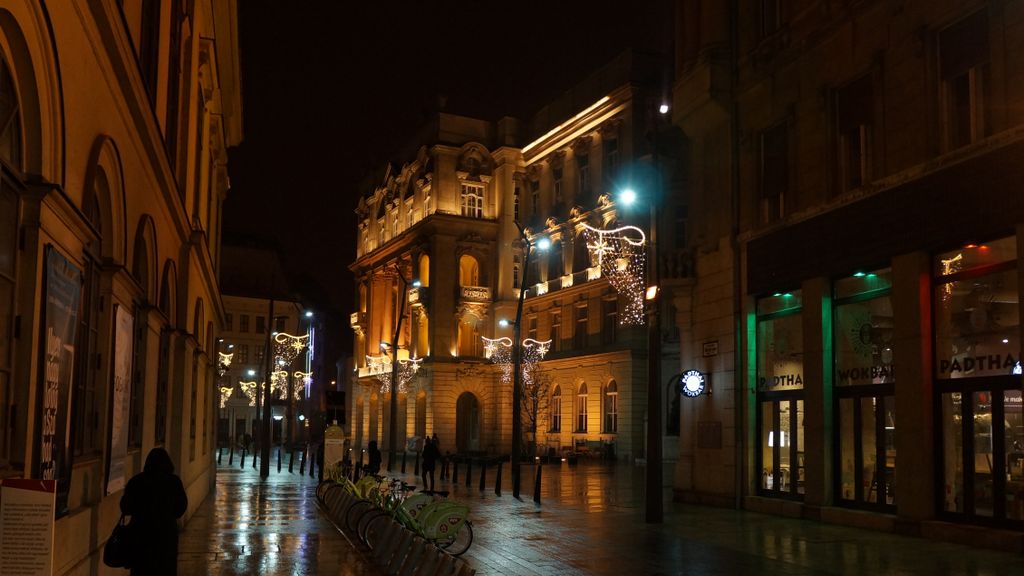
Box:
[120,448,188,576]
[365,440,382,475]
[421,436,440,492]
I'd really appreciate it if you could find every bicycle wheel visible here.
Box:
[357,509,387,544]
[363,513,394,551]
[438,520,473,556]
[344,499,374,534]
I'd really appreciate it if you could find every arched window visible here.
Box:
[550,385,561,432]
[418,254,430,287]
[576,383,588,432]
[0,54,22,168]
[0,52,23,463]
[459,254,479,286]
[604,381,618,433]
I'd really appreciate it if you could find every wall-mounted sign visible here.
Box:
[678,370,706,398]
[702,341,719,357]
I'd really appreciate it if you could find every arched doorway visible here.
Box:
[455,392,480,453]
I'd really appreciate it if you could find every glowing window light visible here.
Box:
[582,223,647,325]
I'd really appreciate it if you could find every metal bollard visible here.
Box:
[465,459,472,487]
[252,447,258,469]
[452,458,459,484]
[299,446,307,475]
[229,444,235,466]
[289,450,295,473]
[533,462,542,503]
[479,461,487,492]
[240,448,246,468]
[217,446,222,464]
[277,446,282,472]
[494,461,503,496]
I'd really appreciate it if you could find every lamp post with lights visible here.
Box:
[508,221,550,498]
[621,100,670,523]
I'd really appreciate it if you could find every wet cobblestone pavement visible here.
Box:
[183,454,1024,575]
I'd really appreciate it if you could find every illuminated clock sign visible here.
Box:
[678,370,706,398]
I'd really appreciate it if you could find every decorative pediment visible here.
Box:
[598,118,623,139]
[526,163,542,181]
[571,136,592,156]
[547,149,566,169]
[457,144,494,178]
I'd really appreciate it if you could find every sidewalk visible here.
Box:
[182,455,1024,575]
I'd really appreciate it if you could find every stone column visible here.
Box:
[802,277,832,508]
[892,251,934,520]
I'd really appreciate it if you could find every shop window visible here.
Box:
[460,183,484,218]
[935,236,1021,523]
[759,122,788,223]
[834,269,896,508]
[939,10,990,151]
[833,74,874,194]
[757,290,804,497]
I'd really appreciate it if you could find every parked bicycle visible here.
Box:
[363,488,474,556]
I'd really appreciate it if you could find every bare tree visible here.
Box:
[520,362,552,456]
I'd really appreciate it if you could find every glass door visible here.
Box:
[759,395,804,497]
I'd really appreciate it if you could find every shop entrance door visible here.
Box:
[757,395,804,497]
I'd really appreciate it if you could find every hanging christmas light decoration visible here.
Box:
[582,223,647,325]
[482,336,513,385]
[274,332,309,366]
[239,381,259,406]
[521,338,552,389]
[219,385,235,409]
[270,370,289,397]
[292,370,313,401]
[217,351,233,377]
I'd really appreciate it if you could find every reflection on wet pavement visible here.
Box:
[177,464,380,575]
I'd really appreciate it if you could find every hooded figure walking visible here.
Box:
[120,447,188,575]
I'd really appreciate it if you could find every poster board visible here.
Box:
[0,479,56,576]
[106,305,133,495]
[323,422,346,470]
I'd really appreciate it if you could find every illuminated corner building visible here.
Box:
[671,0,1024,549]
[348,51,688,462]
[0,0,241,572]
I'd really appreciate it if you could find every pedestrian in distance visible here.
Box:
[441,450,451,480]
[119,447,188,576]
[421,436,440,492]
[366,440,382,475]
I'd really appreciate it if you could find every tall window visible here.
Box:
[574,304,589,349]
[513,186,521,222]
[527,316,537,341]
[576,383,588,432]
[550,310,561,352]
[256,315,265,334]
[276,317,286,333]
[239,314,250,333]
[547,241,562,283]
[0,185,17,461]
[236,344,249,363]
[392,212,399,237]
[674,206,688,250]
[459,255,480,286]
[224,313,233,331]
[935,237,1019,521]
[603,138,618,181]
[74,186,103,457]
[423,194,432,216]
[604,381,618,433]
[255,345,264,365]
[939,10,990,151]
[602,298,617,344]
[577,154,590,197]
[757,291,804,497]
[550,385,562,432]
[460,183,484,218]
[552,168,563,204]
[760,122,788,223]
[0,54,24,168]
[834,75,874,193]
[138,0,162,104]
[513,256,521,289]
[835,269,895,508]
[530,180,541,215]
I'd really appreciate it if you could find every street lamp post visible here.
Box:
[260,300,276,477]
[511,222,548,498]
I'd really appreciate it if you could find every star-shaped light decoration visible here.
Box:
[582,223,647,325]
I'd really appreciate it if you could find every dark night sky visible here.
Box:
[224,0,672,353]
